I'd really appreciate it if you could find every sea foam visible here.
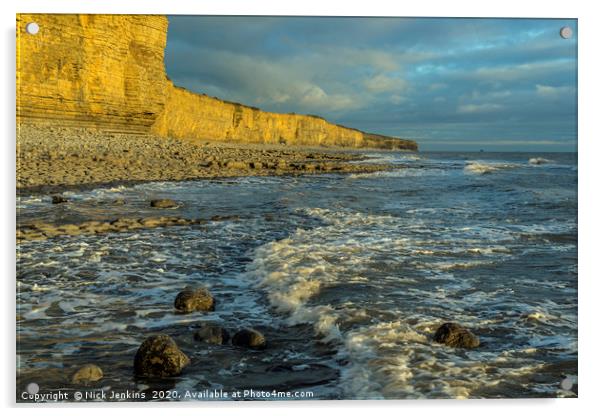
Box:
[529,157,553,165]
[245,205,576,398]
[463,161,519,174]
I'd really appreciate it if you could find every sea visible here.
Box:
[16,151,578,400]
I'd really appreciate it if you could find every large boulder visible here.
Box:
[433,322,480,348]
[150,199,178,208]
[174,287,215,313]
[71,364,103,384]
[232,328,266,350]
[133,335,190,377]
[193,323,230,345]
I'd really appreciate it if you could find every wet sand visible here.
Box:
[17,124,397,194]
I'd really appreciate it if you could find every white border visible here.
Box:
[5,0,585,17]
[2,1,600,415]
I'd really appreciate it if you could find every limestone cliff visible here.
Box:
[17,14,169,133]
[152,83,417,149]
[17,14,417,150]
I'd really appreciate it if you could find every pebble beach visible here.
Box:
[17,124,394,193]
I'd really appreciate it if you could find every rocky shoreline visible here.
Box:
[17,124,401,194]
[64,282,480,388]
[16,124,426,397]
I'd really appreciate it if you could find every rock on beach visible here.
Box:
[174,287,215,313]
[231,328,267,350]
[133,335,190,377]
[51,195,68,204]
[433,322,480,348]
[193,323,230,345]
[71,364,104,384]
[150,199,178,208]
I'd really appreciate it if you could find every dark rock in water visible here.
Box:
[51,195,68,204]
[174,287,215,313]
[150,199,178,208]
[193,323,230,345]
[134,335,190,377]
[113,198,127,205]
[232,328,266,349]
[71,364,103,384]
[433,322,480,348]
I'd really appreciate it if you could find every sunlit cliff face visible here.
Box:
[17,14,169,132]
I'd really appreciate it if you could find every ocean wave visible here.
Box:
[529,157,553,165]
[247,208,407,342]
[432,259,498,271]
[338,319,556,399]
[411,246,512,257]
[248,208,567,399]
[340,321,430,399]
[352,153,422,165]
[520,311,551,323]
[463,161,520,175]
[245,207,569,399]
[348,168,447,179]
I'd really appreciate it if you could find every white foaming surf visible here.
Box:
[246,208,399,343]
[463,161,520,174]
[348,168,447,179]
[351,152,422,165]
[247,208,406,341]
[246,206,575,398]
[529,157,553,165]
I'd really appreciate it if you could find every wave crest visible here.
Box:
[529,157,553,165]
[464,161,519,174]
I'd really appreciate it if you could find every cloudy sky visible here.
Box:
[165,17,577,151]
